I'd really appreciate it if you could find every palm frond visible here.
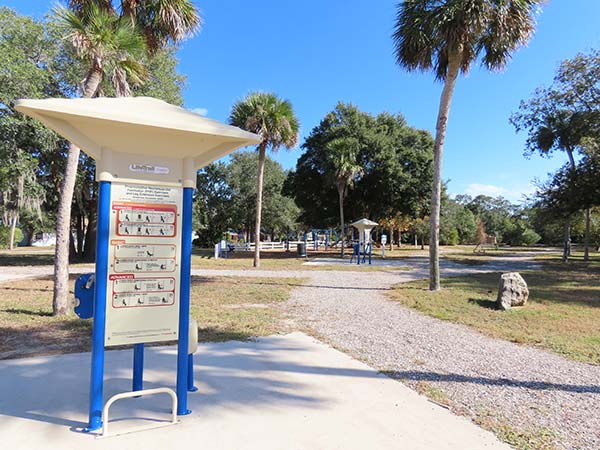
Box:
[393,0,543,80]
[130,0,201,52]
[55,1,148,97]
[229,91,300,153]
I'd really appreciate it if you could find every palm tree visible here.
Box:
[51,0,201,315]
[51,3,147,315]
[327,137,363,258]
[230,92,299,268]
[119,0,201,53]
[530,111,582,261]
[68,1,201,53]
[511,105,592,261]
[392,0,541,290]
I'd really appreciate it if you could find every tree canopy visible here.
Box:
[194,151,300,247]
[285,102,434,228]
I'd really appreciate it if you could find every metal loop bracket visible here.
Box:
[99,387,178,438]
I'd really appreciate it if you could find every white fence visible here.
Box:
[230,241,306,251]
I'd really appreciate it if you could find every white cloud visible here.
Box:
[465,183,508,197]
[189,107,208,116]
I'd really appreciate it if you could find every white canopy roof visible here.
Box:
[15,97,261,169]
[350,218,379,228]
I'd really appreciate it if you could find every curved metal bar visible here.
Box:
[101,387,177,437]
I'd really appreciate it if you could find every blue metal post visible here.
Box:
[176,187,193,415]
[369,242,373,265]
[132,343,144,391]
[86,181,111,431]
[187,353,198,392]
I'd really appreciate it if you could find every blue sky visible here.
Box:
[5,1,600,203]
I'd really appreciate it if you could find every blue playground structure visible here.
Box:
[309,228,339,250]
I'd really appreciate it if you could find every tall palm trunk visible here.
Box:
[429,53,460,291]
[53,67,102,316]
[584,208,590,262]
[562,148,576,262]
[253,143,267,268]
[337,185,345,258]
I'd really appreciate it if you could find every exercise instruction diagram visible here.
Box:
[105,183,183,347]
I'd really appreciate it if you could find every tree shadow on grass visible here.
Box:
[0,254,55,266]
[1,308,53,317]
[468,298,498,310]
[0,285,53,293]
[198,327,258,343]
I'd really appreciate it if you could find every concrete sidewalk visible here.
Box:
[0,332,509,449]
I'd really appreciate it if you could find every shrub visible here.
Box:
[441,228,459,246]
[0,225,23,249]
[520,228,541,246]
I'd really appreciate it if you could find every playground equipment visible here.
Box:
[16,97,260,434]
[309,228,339,251]
[349,218,378,265]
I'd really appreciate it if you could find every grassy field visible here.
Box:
[191,248,411,271]
[0,247,58,266]
[387,257,600,364]
[0,246,411,271]
[0,275,300,360]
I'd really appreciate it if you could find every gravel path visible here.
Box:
[278,258,599,450]
[194,258,598,450]
[2,257,598,448]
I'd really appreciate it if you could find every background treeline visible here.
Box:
[2,6,599,254]
[0,6,185,253]
[194,101,598,249]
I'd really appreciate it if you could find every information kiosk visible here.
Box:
[16,97,261,433]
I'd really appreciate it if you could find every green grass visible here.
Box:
[0,247,56,266]
[474,410,558,450]
[414,381,450,407]
[190,276,301,341]
[387,258,600,364]
[0,275,300,359]
[0,246,97,267]
[191,248,410,271]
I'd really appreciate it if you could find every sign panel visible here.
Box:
[105,183,182,346]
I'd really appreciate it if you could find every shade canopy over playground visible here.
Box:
[350,218,378,242]
[15,97,261,186]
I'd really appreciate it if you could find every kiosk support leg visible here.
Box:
[86,181,111,432]
[187,353,198,392]
[176,187,193,415]
[133,343,144,392]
